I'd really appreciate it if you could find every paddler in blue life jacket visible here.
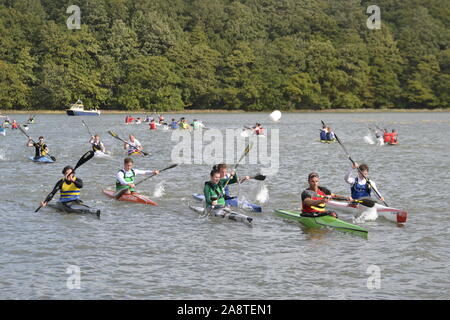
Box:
[27,136,49,160]
[39,165,100,217]
[89,134,106,153]
[169,118,179,129]
[326,126,335,141]
[115,157,159,196]
[213,164,250,202]
[320,125,328,141]
[344,163,384,202]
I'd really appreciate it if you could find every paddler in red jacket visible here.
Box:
[301,172,351,217]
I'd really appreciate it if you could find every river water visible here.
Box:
[0,112,449,300]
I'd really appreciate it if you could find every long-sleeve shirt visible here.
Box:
[115,169,154,186]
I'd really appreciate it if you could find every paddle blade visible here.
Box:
[74,150,95,171]
[50,156,56,162]
[253,174,266,181]
[35,206,42,213]
[108,130,120,139]
[354,198,376,208]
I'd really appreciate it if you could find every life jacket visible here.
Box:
[11,122,18,129]
[302,188,327,213]
[91,141,102,152]
[205,181,225,206]
[351,177,371,199]
[150,122,157,130]
[391,133,398,143]
[255,127,264,135]
[320,130,327,140]
[170,121,178,129]
[59,178,81,202]
[383,132,392,143]
[35,142,47,157]
[116,169,136,191]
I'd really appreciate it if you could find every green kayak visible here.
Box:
[275,209,368,239]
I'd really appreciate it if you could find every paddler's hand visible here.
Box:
[212,200,218,206]
[347,196,353,202]
[352,162,359,169]
[128,183,135,189]
[40,201,47,207]
[153,170,160,175]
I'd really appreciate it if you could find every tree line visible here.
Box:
[0,0,448,111]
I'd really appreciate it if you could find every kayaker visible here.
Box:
[27,136,49,160]
[191,119,204,130]
[326,127,335,141]
[169,118,179,129]
[383,129,391,143]
[319,125,328,141]
[149,119,157,130]
[124,134,142,155]
[11,120,18,130]
[204,168,239,207]
[135,117,142,125]
[391,129,398,143]
[301,172,351,217]
[39,165,100,217]
[89,134,106,153]
[213,164,250,201]
[344,163,384,202]
[179,117,191,130]
[115,157,160,195]
[253,123,264,135]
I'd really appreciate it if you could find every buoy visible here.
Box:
[269,110,281,122]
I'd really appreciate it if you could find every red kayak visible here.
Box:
[102,189,157,206]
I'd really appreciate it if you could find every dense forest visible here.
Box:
[0,0,448,111]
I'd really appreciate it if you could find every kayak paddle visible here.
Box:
[108,130,150,157]
[82,120,93,137]
[114,163,178,199]
[331,196,377,208]
[205,142,253,217]
[18,124,56,162]
[239,174,266,183]
[321,120,388,206]
[35,150,95,212]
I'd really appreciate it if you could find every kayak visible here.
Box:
[94,151,111,158]
[319,139,337,143]
[192,193,262,212]
[327,199,407,224]
[48,201,100,218]
[0,128,5,136]
[189,205,253,225]
[102,189,157,206]
[275,209,368,239]
[29,156,55,163]
[127,150,143,156]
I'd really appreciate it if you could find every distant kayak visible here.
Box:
[127,150,143,156]
[48,201,100,218]
[275,209,368,239]
[189,205,253,226]
[319,139,337,144]
[102,189,157,206]
[29,156,55,163]
[0,128,5,136]
[192,193,262,212]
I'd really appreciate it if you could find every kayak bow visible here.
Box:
[102,189,157,206]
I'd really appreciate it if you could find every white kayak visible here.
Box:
[94,151,111,158]
[328,199,407,224]
[189,205,253,226]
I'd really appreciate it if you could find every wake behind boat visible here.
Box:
[66,99,101,116]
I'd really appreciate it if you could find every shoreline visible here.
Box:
[1,108,450,114]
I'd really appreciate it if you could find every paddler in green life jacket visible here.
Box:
[204,168,236,207]
[214,164,250,201]
[115,157,160,196]
[301,172,352,218]
[89,134,106,153]
[39,165,100,217]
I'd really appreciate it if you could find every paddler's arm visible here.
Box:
[41,180,63,207]
[367,180,384,202]
[26,139,34,147]
[133,169,160,175]
[344,166,356,185]
[220,172,238,185]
